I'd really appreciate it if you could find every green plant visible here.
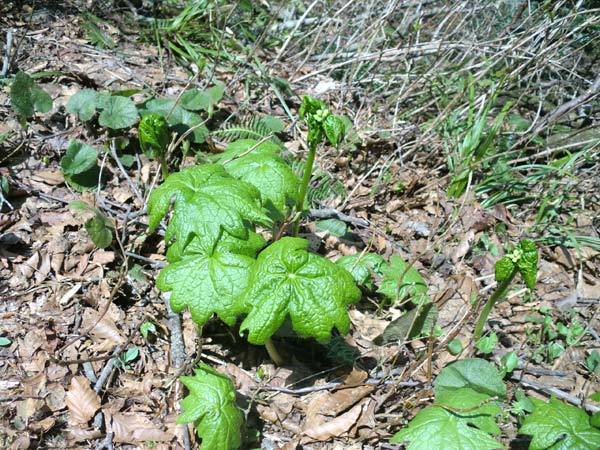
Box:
[148,98,360,367]
[69,200,114,248]
[178,364,244,450]
[391,358,506,450]
[474,239,538,340]
[139,113,172,178]
[67,89,138,130]
[60,141,101,191]
[377,255,429,304]
[519,397,600,449]
[10,71,52,125]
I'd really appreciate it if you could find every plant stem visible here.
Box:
[473,268,517,341]
[158,156,169,180]
[292,141,317,236]
[265,338,285,366]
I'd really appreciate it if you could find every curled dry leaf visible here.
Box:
[65,376,100,426]
[106,412,172,444]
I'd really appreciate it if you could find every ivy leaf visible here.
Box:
[10,71,53,119]
[180,84,224,114]
[211,139,281,163]
[377,255,429,304]
[322,114,346,147]
[165,175,271,254]
[336,252,385,289]
[519,397,600,450]
[66,89,98,121]
[224,153,300,220]
[390,406,503,450]
[147,164,230,232]
[434,358,506,399]
[516,239,538,290]
[139,113,171,158]
[494,256,514,283]
[178,364,243,450]
[98,96,138,129]
[158,242,254,327]
[239,237,361,344]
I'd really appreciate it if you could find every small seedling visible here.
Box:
[69,200,114,248]
[10,71,53,125]
[473,239,538,340]
[60,141,101,191]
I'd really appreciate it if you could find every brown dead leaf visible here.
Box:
[65,376,100,425]
[303,402,363,441]
[106,412,172,444]
[81,307,125,350]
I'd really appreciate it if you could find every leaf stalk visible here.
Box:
[473,268,517,341]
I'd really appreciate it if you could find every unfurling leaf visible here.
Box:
[515,239,538,290]
[139,113,171,158]
[494,256,514,283]
[239,237,361,344]
[178,364,243,450]
[322,114,346,147]
[519,397,600,450]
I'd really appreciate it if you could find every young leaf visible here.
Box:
[316,219,347,237]
[178,364,243,450]
[434,358,506,399]
[224,153,300,220]
[143,99,208,143]
[475,332,498,355]
[494,256,515,283]
[516,239,538,290]
[166,231,265,263]
[147,164,230,232]
[336,252,385,289]
[60,141,100,191]
[377,255,429,304]
[390,406,503,450]
[435,387,502,435]
[66,89,98,121]
[85,214,113,248]
[158,244,254,327]
[139,113,171,158]
[61,141,98,176]
[10,71,52,119]
[447,339,463,356]
[322,114,346,147]
[98,95,138,129]
[239,237,361,344]
[164,175,271,255]
[519,397,600,450]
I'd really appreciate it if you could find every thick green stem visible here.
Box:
[265,338,285,366]
[158,155,169,180]
[473,269,517,341]
[292,141,317,236]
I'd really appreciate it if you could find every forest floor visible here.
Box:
[1,2,599,450]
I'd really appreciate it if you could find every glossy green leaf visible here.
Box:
[98,96,138,129]
[166,231,265,263]
[239,237,361,344]
[335,252,385,289]
[158,242,254,327]
[390,406,503,450]
[494,256,515,283]
[178,364,243,450]
[434,358,506,399]
[139,113,171,158]
[147,164,230,232]
[66,89,98,121]
[224,153,300,220]
[520,397,600,450]
[377,255,429,304]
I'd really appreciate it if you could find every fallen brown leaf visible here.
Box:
[65,376,100,425]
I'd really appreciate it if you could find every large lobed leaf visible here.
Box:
[178,364,243,450]
[519,397,600,450]
[239,237,361,344]
[224,152,300,220]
